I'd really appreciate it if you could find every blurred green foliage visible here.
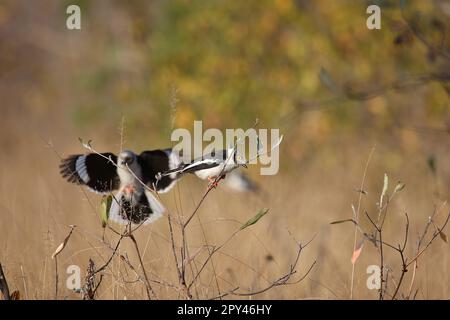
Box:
[1,0,448,158]
[64,1,449,146]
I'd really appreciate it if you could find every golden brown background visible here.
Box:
[0,0,449,299]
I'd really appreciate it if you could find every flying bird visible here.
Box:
[160,147,247,186]
[59,148,182,225]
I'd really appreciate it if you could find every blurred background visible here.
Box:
[0,0,449,299]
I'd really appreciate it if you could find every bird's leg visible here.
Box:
[207,174,226,189]
[207,176,218,189]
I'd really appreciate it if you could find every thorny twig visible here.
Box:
[82,259,103,300]
[390,212,409,300]
[209,239,316,299]
[335,207,449,299]
[406,203,446,299]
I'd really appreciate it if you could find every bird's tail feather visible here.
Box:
[108,191,128,225]
[142,190,164,225]
[108,190,164,225]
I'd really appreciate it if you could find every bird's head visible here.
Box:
[231,149,247,169]
[238,156,248,169]
[118,150,136,167]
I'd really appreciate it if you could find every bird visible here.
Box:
[160,147,247,187]
[223,170,259,193]
[59,148,182,225]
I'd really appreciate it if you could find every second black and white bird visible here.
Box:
[161,147,247,185]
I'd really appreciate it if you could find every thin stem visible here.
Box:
[350,147,375,299]
[129,234,156,300]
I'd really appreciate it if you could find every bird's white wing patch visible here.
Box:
[108,191,129,225]
[167,150,182,169]
[154,150,183,194]
[75,155,90,183]
[142,190,164,225]
[167,150,183,178]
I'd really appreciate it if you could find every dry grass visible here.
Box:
[0,0,449,300]
[0,129,448,300]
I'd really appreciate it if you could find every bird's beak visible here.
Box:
[121,158,131,165]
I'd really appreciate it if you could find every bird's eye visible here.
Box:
[120,155,134,165]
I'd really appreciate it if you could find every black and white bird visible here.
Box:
[161,147,247,186]
[59,148,182,225]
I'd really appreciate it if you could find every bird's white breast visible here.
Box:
[117,164,143,193]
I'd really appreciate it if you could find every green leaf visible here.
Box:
[394,182,406,193]
[382,173,388,195]
[240,208,269,230]
[330,219,357,225]
[100,195,113,228]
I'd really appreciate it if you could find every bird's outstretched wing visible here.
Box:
[60,153,119,193]
[138,149,182,193]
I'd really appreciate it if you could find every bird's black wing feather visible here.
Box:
[138,149,181,192]
[59,153,119,193]
[179,160,220,174]
[163,150,225,176]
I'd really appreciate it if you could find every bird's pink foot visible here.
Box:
[207,177,218,189]
[207,175,226,189]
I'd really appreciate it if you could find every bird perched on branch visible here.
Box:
[59,149,182,225]
[160,147,247,187]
